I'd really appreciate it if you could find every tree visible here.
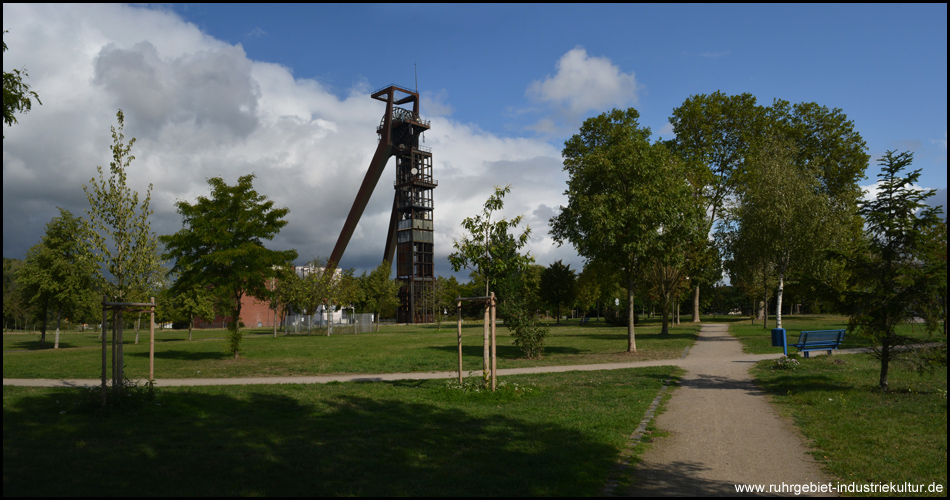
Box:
[668,92,766,321]
[15,208,94,347]
[552,108,695,353]
[160,174,297,359]
[360,260,400,332]
[298,258,331,335]
[838,151,946,391]
[422,275,459,331]
[725,134,830,329]
[82,110,163,389]
[540,260,576,324]
[3,31,42,136]
[268,264,300,336]
[498,267,549,359]
[449,185,533,298]
[174,280,215,341]
[450,185,536,368]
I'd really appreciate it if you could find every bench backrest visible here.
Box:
[797,329,845,344]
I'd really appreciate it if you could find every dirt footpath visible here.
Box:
[626,323,835,497]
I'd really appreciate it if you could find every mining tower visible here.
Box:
[328,84,436,323]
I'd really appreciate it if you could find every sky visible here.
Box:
[3,4,947,282]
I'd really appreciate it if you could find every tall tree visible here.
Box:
[82,110,162,390]
[552,108,694,353]
[160,174,297,359]
[838,151,946,391]
[668,92,766,321]
[3,31,42,136]
[725,134,830,329]
[16,208,94,347]
[540,260,576,324]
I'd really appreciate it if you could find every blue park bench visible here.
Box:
[772,329,845,358]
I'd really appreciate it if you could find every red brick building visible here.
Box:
[194,294,278,329]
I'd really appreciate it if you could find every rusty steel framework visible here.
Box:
[328,84,436,323]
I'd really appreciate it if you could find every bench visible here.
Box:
[579,316,589,325]
[791,329,845,358]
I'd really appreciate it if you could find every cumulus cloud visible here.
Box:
[526,47,639,124]
[2,3,576,279]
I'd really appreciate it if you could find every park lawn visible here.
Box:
[3,366,680,496]
[751,353,947,496]
[3,319,700,380]
[729,315,941,355]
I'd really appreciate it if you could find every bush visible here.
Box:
[497,273,549,359]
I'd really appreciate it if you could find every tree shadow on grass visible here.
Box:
[427,344,584,359]
[125,349,229,361]
[5,339,81,350]
[3,385,617,496]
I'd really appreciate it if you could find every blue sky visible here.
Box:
[3,4,946,280]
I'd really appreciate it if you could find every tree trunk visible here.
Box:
[776,272,784,329]
[54,307,62,349]
[692,284,701,322]
[117,309,125,396]
[627,274,637,353]
[40,300,48,347]
[188,313,194,341]
[660,292,670,335]
[879,342,890,392]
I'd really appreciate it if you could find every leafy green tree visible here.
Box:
[450,185,537,372]
[2,31,42,136]
[175,280,215,341]
[15,208,94,347]
[540,260,576,324]
[360,260,400,332]
[268,264,300,336]
[552,108,695,353]
[449,185,533,297]
[298,258,331,334]
[422,275,459,331]
[838,151,946,391]
[82,110,162,302]
[725,134,831,329]
[497,268,549,359]
[82,110,162,390]
[668,92,766,321]
[160,174,297,359]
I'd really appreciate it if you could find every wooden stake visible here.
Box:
[457,299,463,385]
[149,297,155,383]
[490,293,496,392]
[101,296,107,407]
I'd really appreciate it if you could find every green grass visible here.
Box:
[728,315,941,355]
[751,353,947,496]
[3,366,679,496]
[3,319,701,380]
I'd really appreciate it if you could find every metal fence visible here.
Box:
[282,312,375,334]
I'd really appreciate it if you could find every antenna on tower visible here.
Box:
[414,63,418,92]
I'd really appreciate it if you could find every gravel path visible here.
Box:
[625,323,835,497]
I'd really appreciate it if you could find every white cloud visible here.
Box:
[526,47,640,125]
[1,3,577,279]
[933,131,947,150]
